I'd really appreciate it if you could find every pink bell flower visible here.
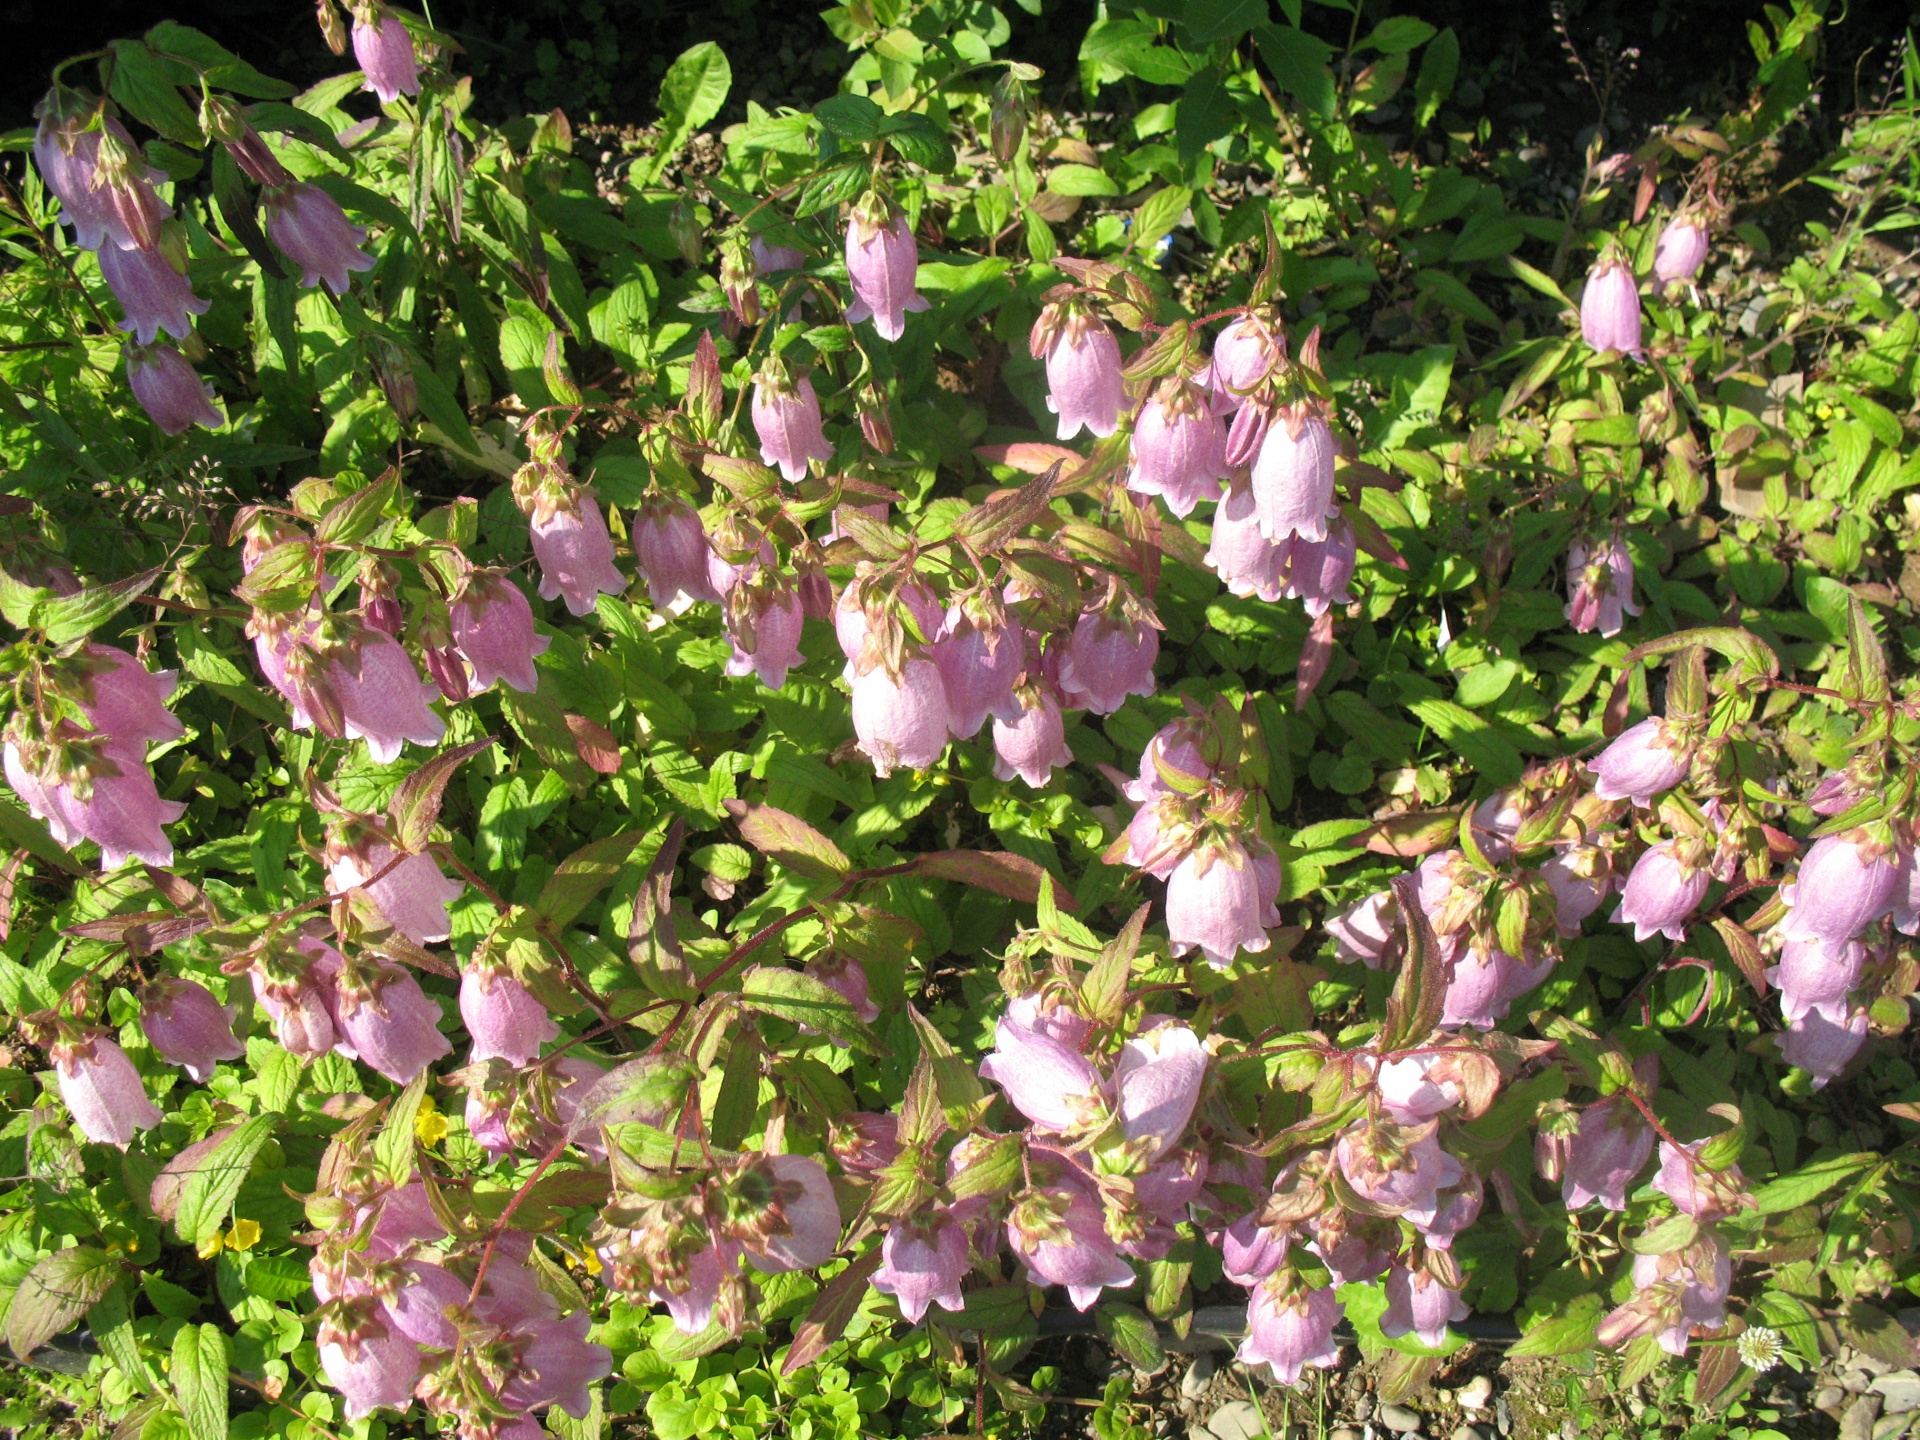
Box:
[1371,1053,1462,1125]
[328,843,465,945]
[1649,1139,1746,1221]
[1328,890,1395,968]
[1781,832,1899,955]
[1560,1095,1655,1211]
[6,737,186,870]
[499,1307,611,1418]
[33,106,169,252]
[725,583,807,690]
[140,977,244,1082]
[384,1259,467,1348]
[1308,1211,1395,1286]
[1334,1125,1462,1228]
[1540,845,1612,935]
[531,494,626,617]
[318,1304,420,1420]
[334,631,445,762]
[829,1112,900,1175]
[1590,717,1691,805]
[1206,313,1287,411]
[1599,1236,1732,1356]
[933,612,1025,739]
[251,937,344,1058]
[1565,533,1641,637]
[752,237,805,273]
[80,645,185,746]
[1008,1187,1136,1310]
[1221,1213,1289,1286]
[1769,935,1866,1023]
[1382,1264,1469,1348]
[1439,941,1552,1028]
[744,1154,843,1273]
[1418,1171,1484,1248]
[634,498,719,616]
[1127,380,1228,517]
[1037,311,1125,441]
[1580,255,1643,356]
[334,958,452,1085]
[460,965,558,1065]
[1124,719,1212,804]
[97,242,208,346]
[835,579,943,673]
[265,183,376,295]
[1166,837,1278,970]
[352,11,420,105]
[1122,792,1192,881]
[1057,611,1158,714]
[992,685,1072,787]
[649,1238,743,1334]
[1114,1022,1208,1161]
[803,955,880,1025]
[752,371,834,482]
[1652,217,1709,293]
[1205,478,1289,602]
[1278,514,1357,616]
[1781,1004,1868,1088]
[452,572,550,694]
[978,995,1105,1133]
[875,1212,969,1323]
[1251,409,1337,544]
[1612,841,1709,942]
[844,202,928,342]
[126,343,222,434]
[1238,1279,1341,1387]
[53,1034,163,1147]
[852,658,951,777]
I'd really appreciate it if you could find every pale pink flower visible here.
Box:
[1114,1023,1208,1161]
[745,1154,842,1272]
[1371,1053,1461,1125]
[334,631,445,762]
[634,498,718,616]
[532,495,626,616]
[264,183,375,295]
[1124,719,1211,803]
[1590,717,1691,805]
[1328,890,1395,968]
[1008,1187,1135,1310]
[752,371,834,482]
[1221,1213,1289,1286]
[1127,380,1228,517]
[79,645,184,746]
[1613,842,1709,942]
[1769,935,1866,1023]
[844,203,928,342]
[1781,833,1899,955]
[1565,533,1641,637]
[1039,315,1125,441]
[1652,217,1709,292]
[460,965,558,1065]
[1207,313,1286,411]
[1580,256,1643,356]
[978,995,1104,1133]
[1057,611,1158,714]
[318,1306,419,1419]
[126,343,222,434]
[352,12,420,105]
[328,844,464,945]
[1205,477,1288,601]
[1334,1125,1462,1228]
[874,1213,969,1323]
[1238,1279,1341,1387]
[5,737,185,869]
[1251,409,1336,544]
[1560,1095,1654,1211]
[1278,514,1357,617]
[1166,838,1277,969]
[1439,941,1552,1029]
[33,106,169,252]
[804,955,880,1025]
[852,658,950,777]
[140,977,244,1082]
[1599,1235,1732,1356]
[1382,1264,1469,1348]
[98,242,208,346]
[54,1035,162,1147]
[334,959,452,1085]
[992,685,1072,788]
[452,573,550,694]
[933,612,1025,739]
[1781,1004,1868,1088]
[725,584,807,690]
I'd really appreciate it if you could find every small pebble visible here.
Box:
[1843,1394,1886,1440]
[1354,1398,1376,1423]
[1181,1354,1217,1401]
[1380,1406,1423,1434]
[1494,1398,1513,1437]
[1329,1429,1361,1440]
[1456,1378,1494,1412]
[1872,1415,1910,1440]
[1562,1419,1580,1440]
[1849,1373,1877,1395]
[1450,1427,1486,1440]
[1862,1357,1899,1378]
[1820,1388,1852,1413]
[1204,1400,1266,1440]
[1873,1372,1920,1416]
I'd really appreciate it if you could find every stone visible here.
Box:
[1456,1378,1494,1412]
[1848,1373,1877,1395]
[1873,1373,1920,1417]
[1862,1357,1899,1378]
[1354,1398,1375,1422]
[1871,1417,1909,1440]
[1182,1354,1218,1401]
[1819,1389,1851,1414]
[1450,1426,1487,1440]
[1843,1394,1886,1440]
[1494,1399,1514,1436]
[1329,1429,1361,1440]
[1206,1400,1266,1440]
[1380,1406,1423,1434]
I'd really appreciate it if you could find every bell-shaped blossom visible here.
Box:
[499,1307,610,1417]
[1590,717,1691,806]
[1239,1279,1341,1387]
[1541,846,1612,935]
[1038,314,1125,441]
[34,108,165,251]
[634,499,718,616]
[1008,1188,1136,1310]
[852,658,950,777]
[1809,769,1864,817]
[265,183,375,295]
[1207,313,1286,411]
[532,494,625,617]
[1309,1211,1395,1286]
[1221,1213,1289,1286]
[353,12,420,105]
[1419,1172,1484,1248]
[1167,838,1278,970]
[334,959,452,1085]
[1057,611,1158,714]
[1334,1125,1462,1228]
[1114,1023,1207,1161]
[1781,833,1899,956]
[1382,1264,1469,1348]
[1206,477,1288,601]
[725,584,807,690]
[1650,1139,1746,1221]
[829,1112,900,1175]
[804,955,880,1026]
[328,843,464,945]
[1561,1096,1655,1210]
[869,1213,966,1328]
[1653,217,1709,292]
[1328,890,1395,968]
[1613,842,1709,942]
[1580,256,1643,356]
[334,631,445,762]
[54,1035,162,1147]
[744,1154,842,1272]
[1565,533,1641,637]
[1127,380,1228,517]
[934,613,1025,739]
[978,996,1104,1133]
[460,965,558,1065]
[1372,1054,1461,1125]
[648,1238,742,1334]
[1122,792,1193,882]
[1279,515,1357,617]
[97,242,207,346]
[1781,1004,1868,1088]
[1600,1237,1732,1356]
[80,646,184,745]
[251,938,343,1058]
[6,737,186,869]
[451,573,549,694]
[126,343,222,434]
[993,685,1072,788]
[1251,409,1337,544]
[140,977,244,1082]
[1125,719,1212,803]
[752,237,805,273]
[385,1260,467,1349]
[1440,941,1552,1029]
[318,1306,420,1420]
[752,372,834,482]
[844,203,927,342]
[1770,936,1865,1024]
[836,580,944,672]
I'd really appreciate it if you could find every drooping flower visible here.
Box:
[352,10,420,105]
[843,200,928,342]
[874,1213,969,1323]
[451,571,550,694]
[1613,841,1709,942]
[32,102,169,252]
[1334,1124,1462,1228]
[318,1301,420,1420]
[530,493,626,617]
[1590,717,1692,806]
[633,497,719,616]
[1382,1264,1469,1348]
[992,684,1073,788]
[1113,1022,1208,1161]
[741,1154,843,1274]
[264,183,376,295]
[1250,407,1337,544]
[53,1033,163,1147]
[1650,1139,1747,1222]
[934,610,1025,739]
[1769,936,1866,1024]
[333,630,445,762]
[1278,515,1357,617]
[803,954,880,1026]
[1033,305,1125,441]
[828,1112,900,1175]
[1565,532,1640,637]
[1599,1235,1733,1357]
[978,996,1105,1134]
[139,977,244,1082]
[1580,255,1643,356]
[125,343,222,434]
[1205,477,1289,602]
[78,645,185,746]
[1559,1095,1655,1211]
[1166,837,1278,970]
[1652,216,1710,292]
[1207,312,1287,411]
[1781,1004,1869,1088]
[851,658,951,777]
[1127,378,1229,518]
[460,964,559,1065]
[752,369,835,482]
[97,241,208,346]
[328,843,465,946]
[1328,890,1396,968]
[1007,1186,1135,1310]
[1439,940,1552,1029]
[1781,832,1900,956]
[724,580,807,690]
[1371,1053,1462,1125]
[250,936,343,1058]
[1238,1277,1341,1387]
[1221,1213,1289,1286]
[1541,845,1612,935]
[1056,611,1158,714]
[333,956,453,1085]
[1124,719,1212,804]
[5,735,186,869]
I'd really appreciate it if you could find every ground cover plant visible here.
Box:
[0,1,1918,1438]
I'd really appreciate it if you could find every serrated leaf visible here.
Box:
[170,1324,228,1440]
[388,737,495,853]
[33,567,163,644]
[174,1114,274,1247]
[724,799,849,880]
[1095,1302,1165,1373]
[6,1246,119,1358]
[106,40,203,145]
[537,830,645,929]
[314,470,400,545]
[629,818,696,1001]
[782,1248,883,1374]
[739,965,877,1051]
[650,43,732,182]
[374,1069,430,1187]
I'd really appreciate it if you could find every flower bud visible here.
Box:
[1580,255,1643,357]
[989,72,1030,164]
[844,197,928,343]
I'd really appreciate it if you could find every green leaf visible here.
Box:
[1507,1292,1604,1358]
[1095,1302,1165,1372]
[649,43,732,182]
[5,1246,119,1358]
[173,1114,275,1248]
[388,737,497,853]
[912,849,1062,906]
[170,1324,228,1440]
[1177,0,1266,45]
[1133,185,1192,252]
[740,966,877,1052]
[1407,698,1523,787]
[537,830,647,930]
[724,800,850,881]
[313,469,399,545]
[1750,1153,1880,1214]
[1255,26,1335,118]
[106,40,204,145]
[1047,163,1119,198]
[33,567,162,644]
[1413,27,1460,126]
[408,358,481,458]
[375,1068,430,1187]
[629,818,696,1002]
[815,94,884,143]
[795,157,869,219]
[709,1028,762,1149]
[781,1249,884,1375]
[146,21,294,98]
[1365,16,1437,52]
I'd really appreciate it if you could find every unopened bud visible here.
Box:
[990,72,1030,165]
[856,380,894,454]
[719,233,760,328]
[316,0,349,55]
[668,199,703,267]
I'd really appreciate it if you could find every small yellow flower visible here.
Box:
[227,1218,262,1251]
[581,1248,603,1276]
[415,1094,449,1147]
